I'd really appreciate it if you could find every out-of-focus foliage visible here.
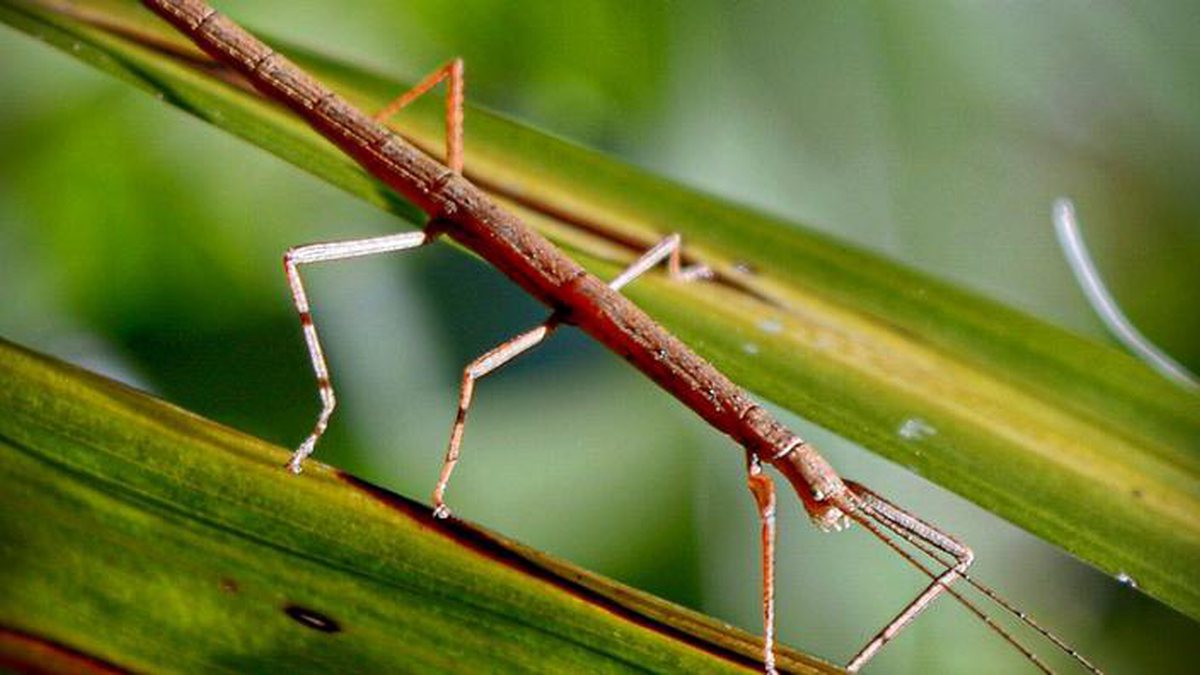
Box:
[1,1,1197,673]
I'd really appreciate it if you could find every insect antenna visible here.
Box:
[843,502,1053,674]
[957,567,1103,674]
[846,482,1103,673]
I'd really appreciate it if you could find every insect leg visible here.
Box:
[283,229,439,474]
[744,451,779,675]
[841,480,1098,673]
[834,483,975,672]
[433,315,560,518]
[374,58,465,174]
[433,233,709,517]
[607,233,712,291]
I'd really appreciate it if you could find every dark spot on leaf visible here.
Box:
[220,578,239,593]
[284,605,341,633]
[1131,488,1144,499]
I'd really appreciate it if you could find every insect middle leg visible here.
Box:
[607,232,712,291]
[432,316,560,519]
[432,232,711,517]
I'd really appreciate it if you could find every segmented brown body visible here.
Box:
[142,0,846,508]
[137,4,1111,674]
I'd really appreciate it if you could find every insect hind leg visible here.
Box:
[374,58,465,174]
[283,229,438,474]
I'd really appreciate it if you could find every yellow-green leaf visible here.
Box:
[2,0,1197,638]
[0,337,837,673]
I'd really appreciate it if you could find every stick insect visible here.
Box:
[142,1,1102,671]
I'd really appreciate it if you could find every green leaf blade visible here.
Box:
[2,0,1198,633]
[0,337,836,673]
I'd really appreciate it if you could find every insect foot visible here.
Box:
[286,440,315,474]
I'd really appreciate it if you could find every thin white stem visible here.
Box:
[1053,198,1199,390]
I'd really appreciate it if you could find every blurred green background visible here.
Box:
[2,1,1198,672]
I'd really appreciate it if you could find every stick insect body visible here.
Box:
[142,1,1101,672]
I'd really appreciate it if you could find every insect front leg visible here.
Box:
[744,450,779,675]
